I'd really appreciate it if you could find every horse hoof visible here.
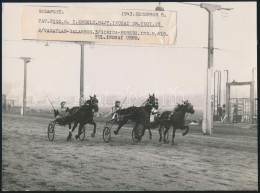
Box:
[91,133,95,138]
[75,135,79,139]
[182,132,187,136]
[149,136,152,140]
[67,132,72,141]
[114,131,118,135]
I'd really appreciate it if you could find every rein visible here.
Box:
[139,99,148,107]
[112,100,150,119]
[68,103,97,116]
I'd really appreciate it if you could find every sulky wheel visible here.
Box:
[79,126,86,141]
[103,126,111,143]
[47,122,55,141]
[132,124,143,142]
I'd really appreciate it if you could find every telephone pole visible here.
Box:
[75,42,87,106]
[20,57,31,116]
[224,69,229,114]
[201,3,221,135]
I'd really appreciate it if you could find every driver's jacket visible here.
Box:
[56,107,69,117]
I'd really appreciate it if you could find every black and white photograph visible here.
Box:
[2,2,257,191]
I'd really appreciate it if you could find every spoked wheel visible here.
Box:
[162,126,169,142]
[47,122,55,141]
[79,126,86,141]
[103,126,111,143]
[132,124,143,142]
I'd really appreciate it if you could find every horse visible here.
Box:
[66,95,99,140]
[158,100,195,145]
[113,94,158,141]
[53,107,79,134]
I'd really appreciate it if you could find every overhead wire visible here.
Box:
[175,2,233,11]
[4,39,241,53]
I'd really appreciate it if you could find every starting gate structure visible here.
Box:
[226,80,256,123]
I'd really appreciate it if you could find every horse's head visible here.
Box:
[89,95,99,112]
[146,93,159,110]
[183,100,195,114]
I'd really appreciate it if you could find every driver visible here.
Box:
[150,107,159,122]
[111,100,121,120]
[55,101,69,119]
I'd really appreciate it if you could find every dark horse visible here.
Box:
[53,107,78,137]
[66,95,99,140]
[158,100,195,145]
[114,94,158,141]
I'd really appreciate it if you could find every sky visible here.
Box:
[2,2,257,107]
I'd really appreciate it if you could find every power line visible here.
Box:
[176,2,201,7]
[2,57,21,60]
[2,57,35,60]
[214,47,241,54]
[1,39,208,50]
[3,39,243,53]
[176,2,233,11]
[3,39,245,54]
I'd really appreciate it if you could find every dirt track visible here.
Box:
[2,114,258,191]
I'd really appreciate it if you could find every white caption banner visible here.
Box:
[22,6,177,45]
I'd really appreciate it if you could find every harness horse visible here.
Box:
[102,94,158,143]
[47,95,99,141]
[158,100,195,145]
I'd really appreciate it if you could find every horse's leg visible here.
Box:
[182,126,189,136]
[171,127,177,145]
[114,118,128,135]
[148,126,152,140]
[88,119,97,138]
[133,123,140,140]
[67,122,72,141]
[75,124,84,139]
[67,122,78,141]
[72,122,78,133]
[163,124,170,143]
[138,124,146,142]
[158,124,163,142]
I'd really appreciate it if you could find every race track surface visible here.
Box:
[2,114,258,191]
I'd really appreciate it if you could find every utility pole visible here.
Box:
[224,69,229,113]
[250,67,256,123]
[20,57,31,116]
[224,70,229,84]
[75,42,87,106]
[213,70,221,115]
[201,3,221,135]
[215,70,221,107]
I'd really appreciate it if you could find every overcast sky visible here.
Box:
[2,2,257,106]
